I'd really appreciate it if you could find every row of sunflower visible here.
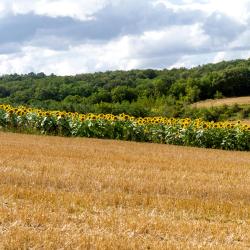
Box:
[0,104,249,151]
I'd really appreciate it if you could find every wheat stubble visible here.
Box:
[0,132,249,249]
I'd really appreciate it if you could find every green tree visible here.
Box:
[111,86,138,103]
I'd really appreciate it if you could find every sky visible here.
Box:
[0,0,250,75]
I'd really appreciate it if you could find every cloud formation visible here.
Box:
[0,0,249,75]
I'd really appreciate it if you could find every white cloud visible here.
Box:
[132,24,210,57]
[0,0,108,20]
[206,0,250,24]
[159,0,250,23]
[0,24,210,75]
[170,49,250,69]
[0,0,250,75]
[212,49,250,63]
[0,36,139,75]
[0,1,9,17]
[229,30,250,50]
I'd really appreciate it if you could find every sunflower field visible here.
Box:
[0,104,249,151]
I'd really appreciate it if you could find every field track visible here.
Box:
[191,96,250,108]
[0,132,250,249]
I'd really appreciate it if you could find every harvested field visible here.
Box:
[191,96,250,108]
[242,120,250,125]
[0,132,250,249]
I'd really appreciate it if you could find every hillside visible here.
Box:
[191,96,250,108]
[0,58,250,119]
[0,132,250,249]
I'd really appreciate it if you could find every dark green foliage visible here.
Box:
[0,58,250,119]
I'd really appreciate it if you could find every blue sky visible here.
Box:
[0,0,250,75]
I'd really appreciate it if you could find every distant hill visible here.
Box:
[0,58,250,118]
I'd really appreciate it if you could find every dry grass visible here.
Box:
[191,96,250,108]
[0,132,250,249]
[241,120,250,125]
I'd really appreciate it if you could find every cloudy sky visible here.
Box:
[0,0,250,75]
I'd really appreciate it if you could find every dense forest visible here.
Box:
[0,58,250,121]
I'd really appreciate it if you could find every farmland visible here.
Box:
[191,96,250,108]
[1,104,249,151]
[0,132,250,249]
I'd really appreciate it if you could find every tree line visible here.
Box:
[0,58,250,119]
